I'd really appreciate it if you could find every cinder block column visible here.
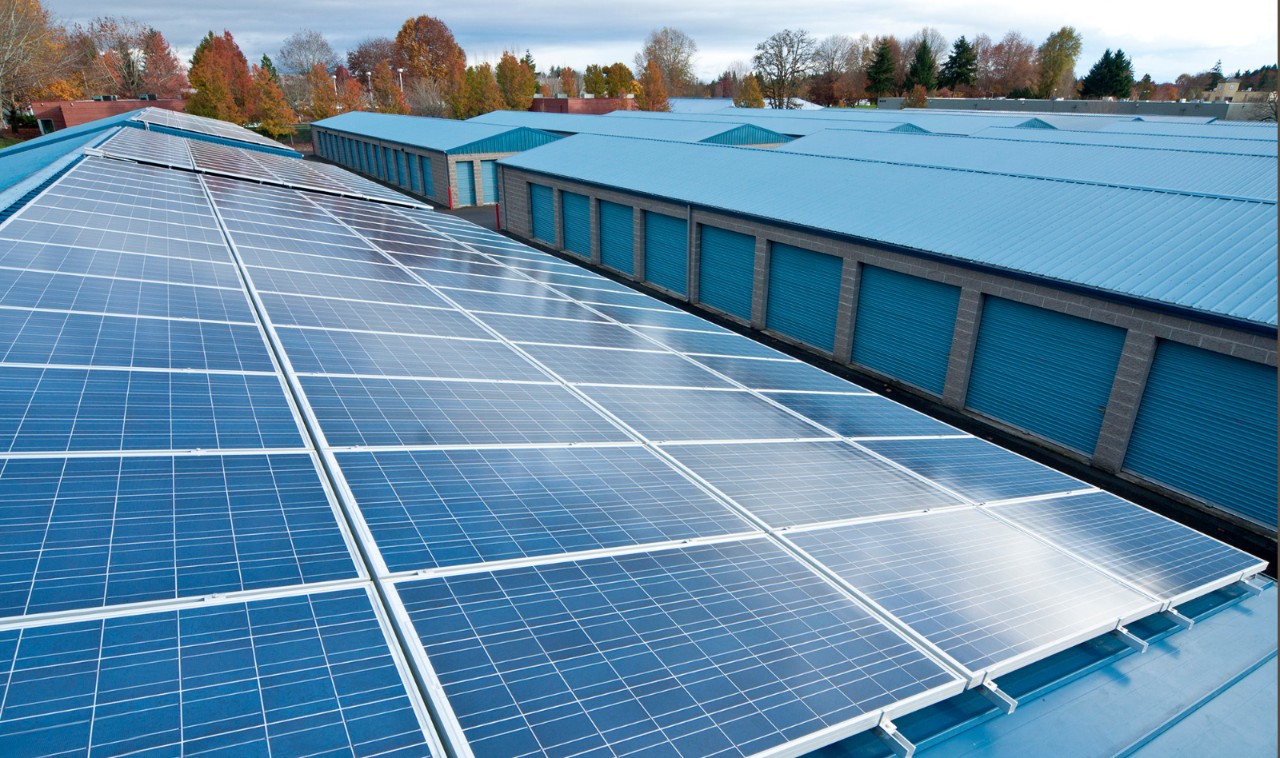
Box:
[553,188,564,249]
[687,210,701,302]
[942,288,984,407]
[750,237,770,329]
[633,207,645,280]
[471,159,484,203]
[833,260,861,364]
[590,197,601,264]
[1092,331,1157,472]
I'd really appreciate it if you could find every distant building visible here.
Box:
[1201,79,1277,104]
[530,95,635,114]
[27,98,185,134]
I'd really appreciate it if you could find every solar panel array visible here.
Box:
[128,106,291,149]
[0,124,1265,756]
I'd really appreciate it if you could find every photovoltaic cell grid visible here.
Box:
[128,106,293,149]
[0,125,1265,757]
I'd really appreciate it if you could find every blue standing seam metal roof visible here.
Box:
[1099,120,1280,141]
[606,109,924,136]
[974,124,1279,157]
[312,110,562,154]
[500,133,1278,326]
[468,109,793,144]
[776,128,1278,202]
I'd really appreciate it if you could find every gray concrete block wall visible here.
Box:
[497,167,1277,529]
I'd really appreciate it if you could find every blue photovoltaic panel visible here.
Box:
[474,313,654,349]
[552,285,657,309]
[766,392,961,438]
[0,310,275,372]
[0,453,357,618]
[988,491,1266,602]
[631,325,785,359]
[694,354,861,392]
[0,240,242,287]
[437,288,605,322]
[0,218,234,263]
[0,588,434,755]
[391,251,521,277]
[788,509,1155,674]
[275,328,546,382]
[522,344,734,388]
[860,437,1083,502]
[0,269,257,322]
[580,386,831,442]
[299,376,630,447]
[590,303,725,331]
[665,440,962,527]
[395,539,960,757]
[0,367,302,453]
[247,266,446,306]
[408,269,558,298]
[336,446,751,571]
[258,293,488,339]
[237,245,411,280]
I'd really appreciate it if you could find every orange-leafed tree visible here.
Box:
[558,66,578,97]
[250,63,295,138]
[336,67,366,112]
[140,28,186,97]
[495,50,536,110]
[734,74,764,107]
[303,62,337,120]
[186,30,253,123]
[636,59,669,111]
[1,0,79,127]
[452,63,504,118]
[393,15,464,94]
[370,60,408,114]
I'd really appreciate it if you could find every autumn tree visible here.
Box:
[495,51,536,110]
[370,60,408,114]
[137,29,186,97]
[338,76,366,113]
[186,30,254,124]
[937,36,977,91]
[903,39,937,92]
[277,29,338,75]
[636,58,669,111]
[734,74,765,107]
[394,15,465,95]
[753,29,816,109]
[1035,26,1082,98]
[636,27,697,96]
[250,63,295,138]
[452,63,504,118]
[865,37,897,103]
[603,63,634,98]
[346,37,396,79]
[302,62,337,120]
[582,64,606,96]
[903,84,928,107]
[979,31,1037,97]
[1079,49,1134,99]
[559,67,578,97]
[0,0,77,129]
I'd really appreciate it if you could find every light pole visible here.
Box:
[330,74,337,95]
[396,68,405,91]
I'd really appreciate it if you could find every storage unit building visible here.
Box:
[497,133,1278,535]
[311,111,561,208]
[468,110,792,146]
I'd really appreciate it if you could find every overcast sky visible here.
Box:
[47,0,1277,83]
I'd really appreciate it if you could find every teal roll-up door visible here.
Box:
[966,297,1126,454]
[698,225,755,321]
[481,160,499,203]
[766,243,842,352]
[398,151,409,188]
[455,161,475,207]
[644,212,688,295]
[852,266,961,395]
[599,201,634,275]
[530,184,555,244]
[382,147,394,182]
[1124,341,1277,526]
[420,155,434,196]
[405,153,418,193]
[561,191,591,257]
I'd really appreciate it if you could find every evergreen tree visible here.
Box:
[259,55,279,84]
[1135,73,1155,100]
[865,39,897,102]
[937,36,977,90]
[904,40,936,91]
[603,63,634,98]
[1208,59,1224,89]
[733,74,765,107]
[582,64,606,96]
[1079,48,1134,98]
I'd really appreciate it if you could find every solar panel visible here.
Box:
[0,239,243,287]
[0,453,358,618]
[631,325,788,358]
[474,312,655,349]
[392,539,963,757]
[694,354,864,392]
[130,106,290,149]
[579,386,831,442]
[664,440,963,527]
[259,292,489,339]
[765,391,962,438]
[859,436,1085,502]
[787,509,1159,676]
[277,327,547,382]
[987,491,1268,603]
[0,587,435,755]
[522,344,735,388]
[337,446,754,572]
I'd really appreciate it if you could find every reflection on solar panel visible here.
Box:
[0,113,1264,755]
[129,106,293,149]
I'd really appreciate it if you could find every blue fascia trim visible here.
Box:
[507,165,1279,337]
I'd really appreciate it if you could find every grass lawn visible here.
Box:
[0,135,21,150]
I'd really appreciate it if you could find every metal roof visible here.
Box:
[607,110,920,136]
[1099,120,1279,141]
[973,126,1278,157]
[467,110,791,144]
[776,129,1277,202]
[501,134,1278,326]
[312,111,562,154]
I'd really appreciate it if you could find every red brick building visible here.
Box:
[28,98,186,133]
[529,96,635,114]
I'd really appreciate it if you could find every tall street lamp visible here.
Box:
[396,68,405,91]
